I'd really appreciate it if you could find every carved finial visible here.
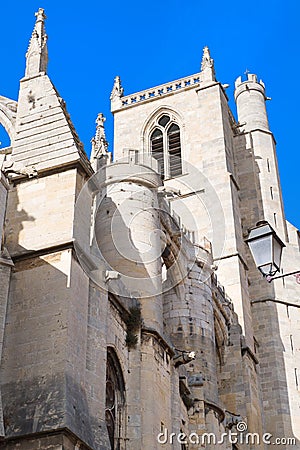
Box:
[35,7,46,22]
[201,47,214,70]
[110,76,124,101]
[25,8,48,78]
[96,112,106,128]
[110,76,124,111]
[90,113,110,169]
[200,46,216,83]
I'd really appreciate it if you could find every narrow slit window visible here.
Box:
[282,268,286,288]
[290,335,294,353]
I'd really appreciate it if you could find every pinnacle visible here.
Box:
[90,113,110,169]
[200,45,216,83]
[201,46,214,71]
[25,8,48,78]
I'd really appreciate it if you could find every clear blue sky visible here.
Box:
[0,1,299,229]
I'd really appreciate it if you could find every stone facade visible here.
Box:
[0,8,299,450]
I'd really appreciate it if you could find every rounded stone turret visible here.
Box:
[94,150,164,331]
[234,73,269,132]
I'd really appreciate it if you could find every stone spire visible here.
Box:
[25,8,48,78]
[9,7,92,178]
[110,76,124,110]
[90,113,111,170]
[200,46,216,84]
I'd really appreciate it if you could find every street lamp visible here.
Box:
[246,221,300,283]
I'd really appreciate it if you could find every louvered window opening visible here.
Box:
[168,124,182,177]
[151,128,164,178]
[150,115,182,179]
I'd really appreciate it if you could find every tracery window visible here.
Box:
[105,348,126,449]
[150,114,182,179]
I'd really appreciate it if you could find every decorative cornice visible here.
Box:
[111,72,202,112]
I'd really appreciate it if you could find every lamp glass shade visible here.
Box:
[248,235,271,268]
[273,236,284,272]
[246,222,285,277]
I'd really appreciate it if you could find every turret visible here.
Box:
[94,150,164,332]
[234,72,287,242]
[234,73,269,132]
[234,71,299,442]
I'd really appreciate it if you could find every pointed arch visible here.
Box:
[142,107,184,179]
[141,105,184,143]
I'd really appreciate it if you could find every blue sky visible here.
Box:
[0,1,299,229]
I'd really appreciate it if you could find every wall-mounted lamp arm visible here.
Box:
[266,270,300,283]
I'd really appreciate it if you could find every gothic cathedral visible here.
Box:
[0,8,299,450]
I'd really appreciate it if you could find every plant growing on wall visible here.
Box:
[125,305,142,349]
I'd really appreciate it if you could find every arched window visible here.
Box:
[150,114,182,179]
[105,348,126,449]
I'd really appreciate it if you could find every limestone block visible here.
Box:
[5,169,81,256]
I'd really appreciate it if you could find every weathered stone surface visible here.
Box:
[0,9,299,450]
